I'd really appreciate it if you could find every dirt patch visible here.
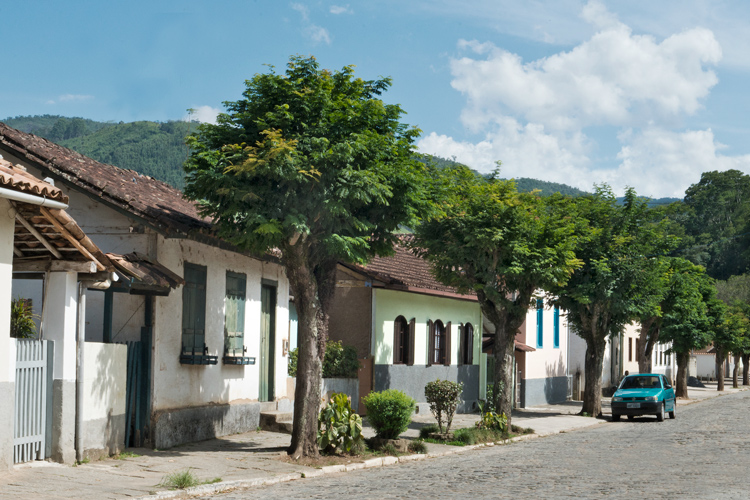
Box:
[276,452,370,468]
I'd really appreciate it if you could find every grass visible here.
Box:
[158,469,222,490]
[116,451,141,459]
[418,422,536,447]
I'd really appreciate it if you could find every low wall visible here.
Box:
[82,342,127,459]
[321,377,359,412]
[521,375,568,408]
[373,364,480,414]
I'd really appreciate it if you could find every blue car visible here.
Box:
[611,374,676,422]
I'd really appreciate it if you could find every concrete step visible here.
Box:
[260,410,294,434]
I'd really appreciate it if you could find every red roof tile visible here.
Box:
[0,122,209,237]
[0,158,68,203]
[344,238,476,301]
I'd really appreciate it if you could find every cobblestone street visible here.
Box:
[207,391,750,500]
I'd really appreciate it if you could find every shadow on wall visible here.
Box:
[543,352,568,404]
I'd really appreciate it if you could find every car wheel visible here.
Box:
[657,402,665,422]
[612,414,620,422]
[627,415,635,421]
[669,399,676,419]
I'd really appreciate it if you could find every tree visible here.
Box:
[553,187,675,417]
[682,170,750,280]
[715,275,750,385]
[657,260,715,397]
[413,166,582,425]
[183,56,429,458]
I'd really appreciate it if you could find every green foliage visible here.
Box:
[362,389,415,439]
[322,341,359,378]
[419,423,440,439]
[407,440,427,454]
[478,382,502,414]
[158,469,200,490]
[287,347,298,377]
[682,170,750,280]
[183,55,430,263]
[424,380,463,434]
[317,392,364,454]
[476,411,508,434]
[287,340,359,378]
[453,426,505,445]
[3,115,192,189]
[10,298,37,339]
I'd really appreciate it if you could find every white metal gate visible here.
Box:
[14,340,52,464]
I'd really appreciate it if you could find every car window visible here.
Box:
[662,376,671,389]
[620,376,661,389]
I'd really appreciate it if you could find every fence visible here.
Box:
[14,339,53,464]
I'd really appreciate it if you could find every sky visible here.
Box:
[3,0,750,198]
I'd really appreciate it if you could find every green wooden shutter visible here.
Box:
[182,263,207,354]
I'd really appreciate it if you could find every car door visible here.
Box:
[662,375,675,411]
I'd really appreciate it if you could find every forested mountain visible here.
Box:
[2,115,679,205]
[2,115,194,189]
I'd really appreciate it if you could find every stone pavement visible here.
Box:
[0,382,744,500]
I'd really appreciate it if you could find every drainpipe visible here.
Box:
[0,186,69,210]
[75,282,86,463]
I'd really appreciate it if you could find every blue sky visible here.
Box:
[3,0,750,198]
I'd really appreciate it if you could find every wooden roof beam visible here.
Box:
[39,207,105,271]
[13,259,97,273]
[14,211,64,259]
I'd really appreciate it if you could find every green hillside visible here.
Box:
[3,115,194,189]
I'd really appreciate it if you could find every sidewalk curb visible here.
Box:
[134,419,606,500]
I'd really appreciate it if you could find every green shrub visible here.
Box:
[322,341,359,378]
[318,392,364,454]
[424,379,463,434]
[419,423,440,439]
[287,348,298,377]
[363,389,416,439]
[287,340,360,378]
[10,298,37,339]
[476,411,508,434]
[408,440,428,454]
[454,427,504,445]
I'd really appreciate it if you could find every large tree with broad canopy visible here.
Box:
[183,56,430,458]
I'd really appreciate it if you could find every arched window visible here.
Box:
[428,320,451,366]
[460,322,474,365]
[393,316,409,364]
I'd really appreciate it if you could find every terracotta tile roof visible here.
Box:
[107,252,185,293]
[343,238,477,301]
[0,158,68,203]
[0,122,210,237]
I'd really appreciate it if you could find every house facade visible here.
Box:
[328,243,483,414]
[1,122,292,451]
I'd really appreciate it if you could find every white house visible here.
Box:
[1,122,293,451]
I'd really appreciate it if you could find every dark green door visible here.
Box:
[260,284,276,402]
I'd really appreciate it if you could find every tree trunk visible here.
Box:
[742,354,749,386]
[636,317,657,374]
[491,319,519,428]
[732,354,740,388]
[285,243,338,459]
[716,351,725,391]
[582,335,607,417]
[675,352,689,398]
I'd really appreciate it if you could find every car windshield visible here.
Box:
[620,376,661,389]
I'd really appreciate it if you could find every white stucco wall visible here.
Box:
[0,198,15,383]
[621,323,640,376]
[523,303,568,380]
[82,342,127,454]
[153,236,290,411]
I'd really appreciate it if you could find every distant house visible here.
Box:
[327,241,483,414]
[0,122,293,451]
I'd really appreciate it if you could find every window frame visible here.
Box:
[553,307,560,349]
[536,299,544,348]
[180,262,217,365]
[428,319,451,366]
[460,322,474,365]
[222,271,254,365]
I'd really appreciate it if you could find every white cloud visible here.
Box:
[419,0,745,198]
[451,21,721,133]
[330,4,353,15]
[185,105,220,125]
[291,3,332,45]
[610,127,750,198]
[59,94,94,102]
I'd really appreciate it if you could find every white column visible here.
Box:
[43,270,78,463]
[0,198,16,470]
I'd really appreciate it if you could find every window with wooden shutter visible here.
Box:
[444,321,452,366]
[427,320,435,366]
[462,322,474,365]
[393,316,409,364]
